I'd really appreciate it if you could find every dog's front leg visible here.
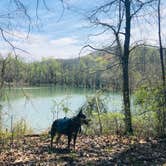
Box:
[67,134,72,149]
[73,132,78,150]
[50,135,54,149]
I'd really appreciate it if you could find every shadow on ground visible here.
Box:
[50,147,71,154]
[82,138,166,166]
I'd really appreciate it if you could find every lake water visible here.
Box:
[0,86,123,133]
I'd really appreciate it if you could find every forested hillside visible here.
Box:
[0,46,162,91]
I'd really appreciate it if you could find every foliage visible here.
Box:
[132,113,158,137]
[134,85,165,113]
[85,111,160,137]
[0,46,164,137]
[0,46,162,91]
[81,90,108,134]
[0,119,32,150]
[83,90,108,116]
[134,85,166,136]
[85,112,125,135]
[12,119,33,138]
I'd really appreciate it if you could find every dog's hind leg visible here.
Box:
[50,128,56,149]
[50,136,54,149]
[50,133,55,149]
[50,121,58,149]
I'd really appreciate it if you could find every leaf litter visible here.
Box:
[0,134,166,165]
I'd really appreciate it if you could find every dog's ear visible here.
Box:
[78,109,83,115]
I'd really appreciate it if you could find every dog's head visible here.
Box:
[77,109,90,125]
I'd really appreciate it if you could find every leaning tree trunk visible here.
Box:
[157,0,166,137]
[122,0,133,135]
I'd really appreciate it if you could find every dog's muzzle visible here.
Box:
[81,118,91,125]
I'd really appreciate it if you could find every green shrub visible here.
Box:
[134,85,166,137]
[12,119,33,138]
[84,112,125,135]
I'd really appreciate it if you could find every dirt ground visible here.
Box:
[0,134,166,165]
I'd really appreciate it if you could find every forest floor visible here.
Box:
[0,134,166,166]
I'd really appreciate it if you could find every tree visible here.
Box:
[86,0,156,134]
[157,0,166,136]
[157,0,166,89]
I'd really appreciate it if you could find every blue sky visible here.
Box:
[0,0,166,61]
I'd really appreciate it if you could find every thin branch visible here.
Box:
[76,61,121,76]
[136,110,154,116]
[130,43,166,52]
[13,0,31,38]
[87,1,124,59]
[131,0,157,18]
[56,3,65,22]
[90,0,117,18]
[129,42,146,52]
[35,0,39,23]
[79,44,116,57]
[87,28,110,38]
[42,0,50,11]
[0,27,30,56]
[95,22,117,34]
[88,62,121,75]
[106,62,121,70]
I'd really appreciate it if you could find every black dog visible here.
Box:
[50,109,89,150]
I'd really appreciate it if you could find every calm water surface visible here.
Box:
[1,86,123,133]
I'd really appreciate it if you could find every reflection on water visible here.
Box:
[0,86,123,133]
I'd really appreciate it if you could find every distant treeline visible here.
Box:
[0,46,162,91]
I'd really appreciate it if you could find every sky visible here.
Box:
[0,0,166,61]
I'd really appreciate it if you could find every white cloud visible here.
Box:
[1,5,166,62]
[50,37,78,46]
[0,32,84,61]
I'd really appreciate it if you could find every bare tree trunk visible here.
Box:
[0,105,2,131]
[157,0,166,137]
[122,60,133,134]
[0,60,6,90]
[123,0,133,134]
[0,58,7,130]
[95,97,103,134]
[158,0,165,88]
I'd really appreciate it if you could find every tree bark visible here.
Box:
[122,0,133,134]
[122,59,133,134]
[158,0,165,88]
[157,0,166,137]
